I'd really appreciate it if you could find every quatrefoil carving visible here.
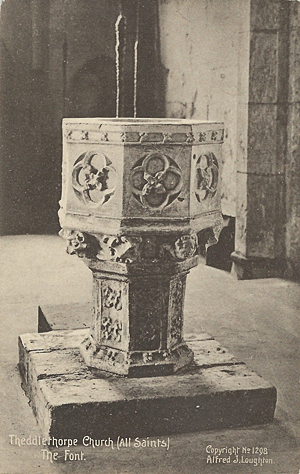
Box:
[130,152,182,210]
[72,151,117,206]
[195,152,219,202]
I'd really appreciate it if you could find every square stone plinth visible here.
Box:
[18,329,276,441]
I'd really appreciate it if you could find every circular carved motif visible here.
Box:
[174,233,198,260]
[195,152,219,202]
[130,152,182,210]
[72,151,117,206]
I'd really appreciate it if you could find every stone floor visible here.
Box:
[0,235,299,474]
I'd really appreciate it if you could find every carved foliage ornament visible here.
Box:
[174,233,198,260]
[130,152,182,210]
[59,229,199,263]
[72,151,117,206]
[59,229,99,258]
[97,235,141,262]
[101,317,122,343]
[159,233,198,261]
[103,286,122,311]
[195,152,219,202]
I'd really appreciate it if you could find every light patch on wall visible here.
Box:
[159,0,250,217]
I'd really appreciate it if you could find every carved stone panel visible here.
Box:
[60,142,124,229]
[123,145,191,219]
[130,152,183,210]
[194,152,219,203]
[129,278,170,351]
[72,151,117,207]
[190,147,222,220]
[92,278,129,351]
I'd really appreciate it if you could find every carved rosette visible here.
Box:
[103,287,122,311]
[130,152,182,210]
[101,317,122,342]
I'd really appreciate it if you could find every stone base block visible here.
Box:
[231,251,285,280]
[18,329,276,441]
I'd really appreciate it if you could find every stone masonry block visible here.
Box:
[286,103,300,279]
[246,174,285,259]
[18,329,277,440]
[286,103,300,236]
[250,0,287,31]
[249,32,279,104]
[38,303,92,332]
[247,104,287,175]
[289,2,300,31]
[288,27,300,104]
[287,103,300,155]
[235,171,248,256]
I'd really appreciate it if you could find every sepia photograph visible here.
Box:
[0,0,299,473]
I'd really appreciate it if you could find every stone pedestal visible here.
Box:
[79,258,197,377]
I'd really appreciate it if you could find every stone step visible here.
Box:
[19,329,276,441]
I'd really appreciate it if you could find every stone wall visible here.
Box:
[0,0,162,235]
[232,0,299,279]
[0,0,118,234]
[159,0,300,280]
[287,2,300,280]
[0,0,33,233]
[158,0,251,217]
[235,0,289,263]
